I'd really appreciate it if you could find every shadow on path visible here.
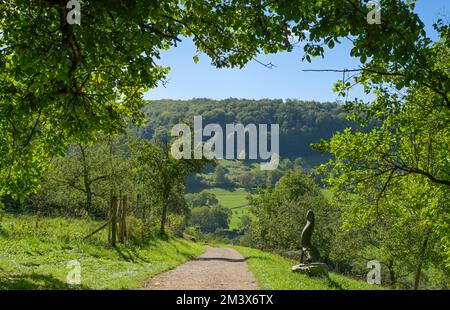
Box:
[194,255,269,263]
[194,257,247,263]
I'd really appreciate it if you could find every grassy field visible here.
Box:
[208,187,249,208]
[230,245,385,290]
[0,215,204,290]
[208,187,254,229]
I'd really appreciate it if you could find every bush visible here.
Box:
[188,205,232,233]
[185,191,218,208]
[167,214,186,237]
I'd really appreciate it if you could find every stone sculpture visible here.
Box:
[292,209,328,276]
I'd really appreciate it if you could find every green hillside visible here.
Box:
[141,98,352,165]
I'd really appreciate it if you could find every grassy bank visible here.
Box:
[0,215,204,289]
[230,245,384,290]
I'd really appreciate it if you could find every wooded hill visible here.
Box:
[139,98,353,166]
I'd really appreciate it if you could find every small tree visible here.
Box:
[186,191,218,208]
[34,136,132,218]
[213,165,229,186]
[189,205,231,233]
[131,137,209,235]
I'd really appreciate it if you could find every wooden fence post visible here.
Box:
[110,195,118,246]
[108,191,112,244]
[122,195,127,240]
[118,193,123,243]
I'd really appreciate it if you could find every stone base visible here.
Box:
[291,263,328,277]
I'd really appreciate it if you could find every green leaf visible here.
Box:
[193,55,200,64]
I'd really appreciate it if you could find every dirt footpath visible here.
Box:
[143,246,259,290]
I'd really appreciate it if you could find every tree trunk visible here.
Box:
[387,259,396,288]
[108,191,112,244]
[122,195,127,240]
[138,194,145,241]
[414,259,424,290]
[35,209,41,229]
[147,204,151,226]
[414,229,431,290]
[79,144,93,210]
[160,190,169,235]
[118,195,124,243]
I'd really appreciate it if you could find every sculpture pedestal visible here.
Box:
[292,263,328,277]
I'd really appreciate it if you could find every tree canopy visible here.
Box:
[3,0,448,199]
[0,0,291,200]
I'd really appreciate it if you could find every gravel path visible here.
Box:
[143,246,259,290]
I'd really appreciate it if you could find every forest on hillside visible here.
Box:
[138,99,354,191]
[140,99,353,162]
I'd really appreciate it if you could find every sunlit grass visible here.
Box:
[0,215,204,290]
[230,245,385,290]
[208,188,254,229]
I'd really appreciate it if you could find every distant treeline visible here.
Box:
[140,98,353,165]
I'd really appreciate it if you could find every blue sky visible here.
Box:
[145,1,449,102]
